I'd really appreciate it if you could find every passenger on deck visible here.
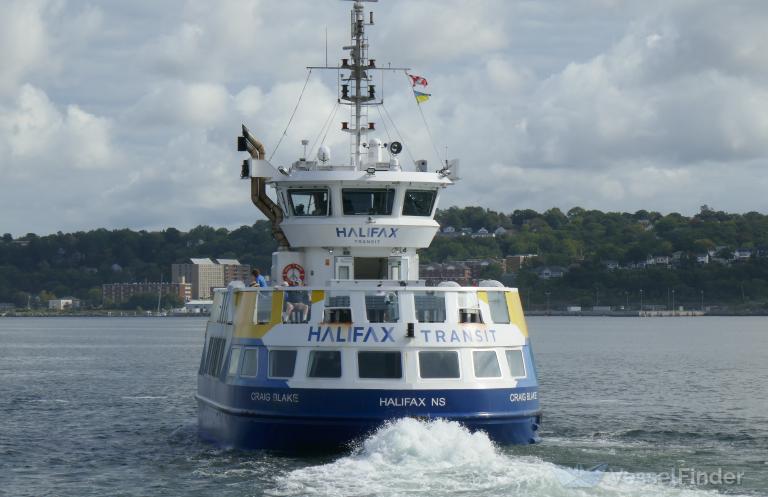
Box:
[283,280,309,322]
[250,269,267,287]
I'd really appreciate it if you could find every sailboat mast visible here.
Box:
[157,272,162,314]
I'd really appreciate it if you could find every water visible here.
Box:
[0,316,766,497]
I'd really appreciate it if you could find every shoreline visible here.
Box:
[2,311,767,318]
[526,310,768,317]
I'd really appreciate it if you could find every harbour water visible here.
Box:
[1,316,765,496]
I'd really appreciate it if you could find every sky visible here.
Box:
[1,0,768,236]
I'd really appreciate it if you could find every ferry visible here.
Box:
[196,0,541,451]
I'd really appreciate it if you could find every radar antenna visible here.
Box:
[309,0,409,170]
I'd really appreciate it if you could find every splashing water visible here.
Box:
[267,418,745,497]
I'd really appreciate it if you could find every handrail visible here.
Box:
[219,285,518,294]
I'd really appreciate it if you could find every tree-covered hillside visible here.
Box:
[429,205,768,310]
[0,224,276,308]
[1,205,767,310]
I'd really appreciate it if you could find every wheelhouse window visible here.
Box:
[365,292,399,323]
[241,348,259,377]
[473,350,501,378]
[307,350,342,378]
[342,188,395,215]
[418,351,460,379]
[487,292,510,324]
[505,349,526,378]
[415,291,446,323]
[459,292,483,323]
[269,350,297,378]
[358,351,402,379]
[402,190,437,216]
[227,347,242,377]
[288,189,329,216]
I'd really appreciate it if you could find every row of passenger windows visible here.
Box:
[224,347,527,380]
[286,188,436,217]
[253,291,512,325]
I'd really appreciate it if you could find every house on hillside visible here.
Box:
[695,253,710,264]
[647,255,671,266]
[603,260,620,270]
[734,248,752,260]
[535,266,567,279]
[420,262,472,286]
[505,254,538,272]
[472,227,493,238]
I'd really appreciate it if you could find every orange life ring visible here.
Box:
[282,263,305,284]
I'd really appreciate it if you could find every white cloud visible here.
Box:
[0,1,49,95]
[378,0,509,63]
[510,3,768,170]
[128,81,231,128]
[0,85,113,173]
[234,86,264,117]
[2,0,768,236]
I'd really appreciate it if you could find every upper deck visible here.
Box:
[236,0,460,284]
[267,166,451,249]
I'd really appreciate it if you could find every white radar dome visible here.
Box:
[317,145,331,163]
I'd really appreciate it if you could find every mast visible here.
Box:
[346,0,374,169]
[307,1,408,169]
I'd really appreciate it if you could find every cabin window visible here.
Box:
[505,349,526,378]
[402,189,437,216]
[324,294,352,323]
[241,348,259,377]
[269,349,297,378]
[307,350,342,378]
[283,290,311,323]
[358,351,402,379]
[227,347,242,377]
[253,291,273,325]
[458,292,483,323]
[415,291,446,323]
[487,292,510,324]
[202,336,226,376]
[337,266,351,279]
[364,292,399,322]
[342,188,395,215]
[473,350,501,378]
[418,351,460,379]
[218,291,233,324]
[288,188,330,216]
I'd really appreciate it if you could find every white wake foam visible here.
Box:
[267,418,741,497]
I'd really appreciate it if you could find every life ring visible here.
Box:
[282,263,306,284]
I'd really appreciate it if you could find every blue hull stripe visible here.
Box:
[197,385,542,451]
[198,399,541,451]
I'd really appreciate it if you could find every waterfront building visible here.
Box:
[102,282,192,305]
[48,298,81,311]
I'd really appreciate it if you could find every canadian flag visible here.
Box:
[408,74,428,87]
